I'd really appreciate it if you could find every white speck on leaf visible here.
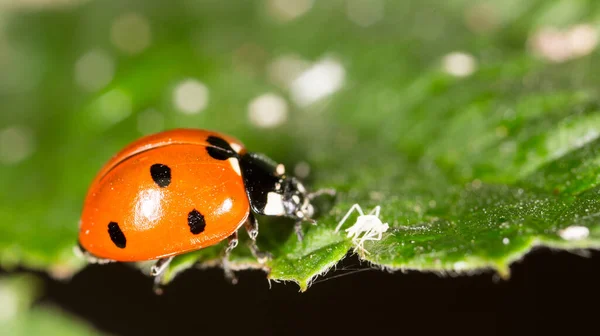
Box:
[559,226,589,241]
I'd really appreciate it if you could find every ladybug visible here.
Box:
[77,129,332,286]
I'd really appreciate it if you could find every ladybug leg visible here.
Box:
[151,256,174,277]
[226,231,239,253]
[294,218,316,242]
[244,212,259,241]
[292,188,335,242]
[150,256,173,295]
[222,232,239,285]
[294,221,304,242]
[244,213,272,263]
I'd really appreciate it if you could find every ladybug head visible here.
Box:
[280,177,314,220]
[239,153,316,221]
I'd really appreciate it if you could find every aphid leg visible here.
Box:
[244,213,272,263]
[354,221,389,255]
[151,256,174,295]
[222,231,239,285]
[367,205,381,217]
[355,230,375,255]
[335,203,365,233]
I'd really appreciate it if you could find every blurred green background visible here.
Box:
[2,0,600,334]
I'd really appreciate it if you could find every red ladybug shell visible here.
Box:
[78,129,250,262]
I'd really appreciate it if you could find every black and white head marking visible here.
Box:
[239,152,314,221]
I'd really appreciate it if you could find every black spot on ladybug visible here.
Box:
[188,209,206,235]
[108,222,126,248]
[150,163,171,188]
[207,136,233,151]
[206,136,236,161]
[206,147,234,160]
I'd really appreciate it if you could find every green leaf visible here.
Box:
[2,0,600,291]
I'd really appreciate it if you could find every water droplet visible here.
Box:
[528,24,598,63]
[0,126,35,165]
[464,3,500,34]
[74,49,115,92]
[93,89,132,126]
[290,57,346,107]
[502,237,510,245]
[294,161,311,179]
[442,52,477,77]
[173,79,209,114]
[248,93,288,128]
[471,179,482,189]
[0,40,42,94]
[266,0,314,22]
[568,24,599,57]
[111,12,152,55]
[137,109,164,135]
[346,0,384,27]
[267,54,310,88]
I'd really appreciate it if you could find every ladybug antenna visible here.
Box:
[307,188,337,201]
